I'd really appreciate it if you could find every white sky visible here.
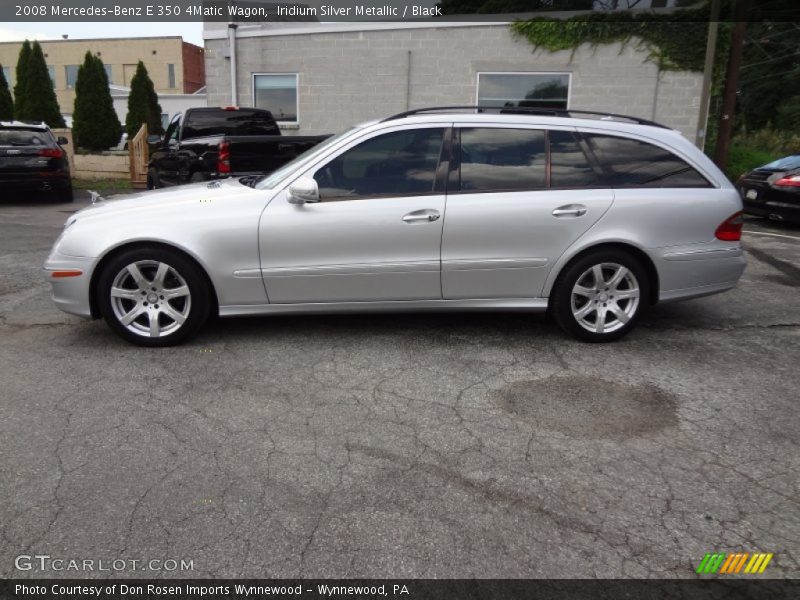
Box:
[0,22,204,46]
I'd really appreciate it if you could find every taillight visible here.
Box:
[774,174,800,187]
[39,148,63,158]
[217,141,231,174]
[222,106,239,111]
[715,211,744,241]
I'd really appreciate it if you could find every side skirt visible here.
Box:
[219,298,549,317]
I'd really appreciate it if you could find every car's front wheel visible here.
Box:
[97,248,211,346]
[551,250,649,342]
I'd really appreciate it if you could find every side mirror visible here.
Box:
[287,177,320,204]
[146,134,163,145]
[57,136,68,145]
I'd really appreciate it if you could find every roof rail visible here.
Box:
[381,106,669,129]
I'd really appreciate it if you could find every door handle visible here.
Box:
[552,204,587,217]
[403,209,441,223]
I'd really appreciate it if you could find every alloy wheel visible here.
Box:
[109,260,191,338]
[570,262,640,334]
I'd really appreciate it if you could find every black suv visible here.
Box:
[0,121,73,202]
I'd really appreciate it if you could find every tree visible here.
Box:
[125,61,163,138]
[13,40,31,119]
[72,52,122,150]
[0,64,12,120]
[775,96,800,134]
[23,41,65,127]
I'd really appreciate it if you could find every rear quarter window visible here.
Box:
[583,133,711,188]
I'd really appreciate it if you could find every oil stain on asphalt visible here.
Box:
[496,376,678,439]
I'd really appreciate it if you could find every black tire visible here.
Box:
[57,184,74,203]
[147,169,159,190]
[189,171,206,184]
[97,247,212,347]
[550,249,650,343]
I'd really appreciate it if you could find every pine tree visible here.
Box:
[0,64,12,120]
[24,41,65,127]
[72,52,122,150]
[125,61,163,138]
[13,40,31,119]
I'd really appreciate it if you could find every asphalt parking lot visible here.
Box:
[1,192,798,579]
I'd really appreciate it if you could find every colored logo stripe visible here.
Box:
[744,553,773,574]
[696,553,726,574]
[696,552,773,574]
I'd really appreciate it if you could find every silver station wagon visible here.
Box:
[45,107,746,346]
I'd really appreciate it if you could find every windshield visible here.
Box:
[762,155,800,171]
[255,127,360,190]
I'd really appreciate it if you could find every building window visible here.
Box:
[2,66,11,86]
[477,72,570,110]
[104,64,113,83]
[167,63,176,88]
[253,73,298,124]
[47,65,55,86]
[65,65,79,89]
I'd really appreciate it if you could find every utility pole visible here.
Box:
[713,0,752,169]
[695,0,721,149]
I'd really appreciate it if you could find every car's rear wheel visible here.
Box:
[57,184,74,203]
[146,169,159,190]
[551,250,649,342]
[97,247,211,346]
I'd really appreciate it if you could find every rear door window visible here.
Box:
[549,130,603,188]
[583,134,711,188]
[458,128,546,192]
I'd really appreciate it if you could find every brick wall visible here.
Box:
[182,42,206,94]
[205,25,703,139]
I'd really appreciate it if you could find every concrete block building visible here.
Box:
[203,21,703,140]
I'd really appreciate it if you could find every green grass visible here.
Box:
[72,178,133,191]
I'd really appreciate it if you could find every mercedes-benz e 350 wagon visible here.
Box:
[44,107,746,346]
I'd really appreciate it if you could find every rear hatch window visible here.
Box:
[0,127,51,147]
[181,109,280,138]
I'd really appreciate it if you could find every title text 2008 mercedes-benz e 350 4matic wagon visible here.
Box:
[45,108,746,346]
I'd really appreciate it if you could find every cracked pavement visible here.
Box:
[0,194,798,579]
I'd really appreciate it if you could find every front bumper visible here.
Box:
[43,250,97,318]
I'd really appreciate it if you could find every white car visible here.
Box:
[44,107,746,346]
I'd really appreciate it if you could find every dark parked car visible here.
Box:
[147,107,330,188]
[737,155,800,224]
[0,121,72,202]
